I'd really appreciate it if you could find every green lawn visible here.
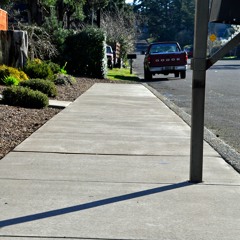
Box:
[107,68,140,82]
[223,56,238,60]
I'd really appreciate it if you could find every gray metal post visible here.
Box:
[190,0,209,183]
[130,59,133,74]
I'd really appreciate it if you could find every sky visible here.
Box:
[126,0,134,4]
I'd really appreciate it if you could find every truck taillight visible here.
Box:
[185,53,188,62]
[148,56,151,63]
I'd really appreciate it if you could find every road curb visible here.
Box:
[143,83,240,174]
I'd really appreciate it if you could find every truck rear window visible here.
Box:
[149,43,179,53]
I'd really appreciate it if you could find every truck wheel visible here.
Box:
[144,69,152,80]
[180,71,186,79]
[107,59,113,69]
[174,72,179,78]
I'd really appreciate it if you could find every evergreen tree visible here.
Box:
[134,0,195,45]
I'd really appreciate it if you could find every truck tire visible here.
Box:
[108,60,113,69]
[180,71,186,79]
[174,72,179,78]
[144,69,152,80]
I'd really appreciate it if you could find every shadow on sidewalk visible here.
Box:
[0,181,193,228]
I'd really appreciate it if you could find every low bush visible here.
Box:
[20,78,57,97]
[2,86,49,108]
[24,60,54,80]
[46,61,67,74]
[0,65,28,84]
[47,61,61,74]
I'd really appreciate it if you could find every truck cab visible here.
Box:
[144,41,188,80]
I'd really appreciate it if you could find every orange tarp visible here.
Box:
[0,9,8,31]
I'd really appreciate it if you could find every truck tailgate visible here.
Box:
[149,52,187,67]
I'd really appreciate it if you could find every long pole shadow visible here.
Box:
[0,181,192,228]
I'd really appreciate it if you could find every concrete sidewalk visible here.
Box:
[0,83,239,240]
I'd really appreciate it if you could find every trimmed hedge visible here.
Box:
[2,86,49,108]
[47,61,61,74]
[24,60,54,80]
[20,79,57,97]
[63,27,107,78]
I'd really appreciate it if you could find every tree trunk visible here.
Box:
[56,0,65,25]
[27,0,43,25]
[0,30,28,68]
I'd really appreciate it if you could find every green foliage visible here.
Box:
[134,0,195,46]
[24,60,54,80]
[3,76,20,86]
[46,61,68,75]
[87,0,109,8]
[2,86,49,109]
[0,65,29,84]
[47,61,61,74]
[20,79,57,97]
[60,62,68,74]
[54,73,76,85]
[63,27,107,78]
[42,6,73,54]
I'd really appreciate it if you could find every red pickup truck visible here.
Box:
[144,41,188,80]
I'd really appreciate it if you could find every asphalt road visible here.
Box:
[133,52,240,156]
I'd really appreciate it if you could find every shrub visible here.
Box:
[2,86,49,108]
[46,61,68,74]
[63,27,107,78]
[3,76,19,86]
[0,65,28,84]
[46,61,61,74]
[24,60,54,80]
[20,78,57,97]
[54,73,76,85]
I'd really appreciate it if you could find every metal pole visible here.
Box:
[190,0,209,183]
[130,59,133,74]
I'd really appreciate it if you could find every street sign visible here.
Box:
[209,34,217,42]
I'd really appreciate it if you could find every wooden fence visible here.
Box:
[0,9,8,31]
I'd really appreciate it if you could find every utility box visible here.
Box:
[0,9,8,30]
[210,0,240,25]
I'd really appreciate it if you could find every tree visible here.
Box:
[133,0,195,46]
[101,1,136,60]
[54,0,86,29]
[83,0,109,26]
[0,0,10,7]
[2,0,137,61]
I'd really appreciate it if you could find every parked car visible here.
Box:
[144,41,188,80]
[184,45,193,58]
[106,45,114,69]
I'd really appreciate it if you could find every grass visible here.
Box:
[107,67,140,82]
[222,56,238,60]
